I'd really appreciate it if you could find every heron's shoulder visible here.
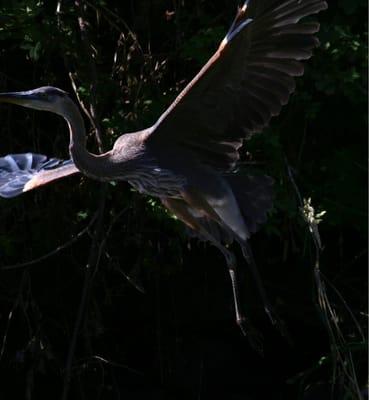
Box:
[114,129,151,148]
[111,130,152,163]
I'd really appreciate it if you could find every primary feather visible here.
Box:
[148,0,328,171]
[0,153,78,198]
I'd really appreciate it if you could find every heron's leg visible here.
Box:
[240,242,290,340]
[161,197,262,349]
[212,243,247,334]
[240,242,275,323]
[179,188,275,325]
[226,256,264,353]
[201,235,263,351]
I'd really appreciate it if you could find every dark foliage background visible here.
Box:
[0,1,367,399]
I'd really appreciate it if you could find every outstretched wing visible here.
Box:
[148,0,327,170]
[0,153,80,198]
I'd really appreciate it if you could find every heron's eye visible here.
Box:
[39,93,48,99]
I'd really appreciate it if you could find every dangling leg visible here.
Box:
[175,182,289,341]
[178,186,274,320]
[161,197,262,349]
[208,241,247,334]
[241,241,290,340]
[198,232,263,353]
[240,241,275,324]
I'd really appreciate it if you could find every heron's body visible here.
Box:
[0,0,327,339]
[114,133,187,199]
[111,133,252,242]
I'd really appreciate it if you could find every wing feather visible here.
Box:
[0,153,79,198]
[148,0,327,170]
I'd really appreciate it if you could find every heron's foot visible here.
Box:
[236,316,248,336]
[236,317,264,356]
[121,262,145,294]
[265,305,277,325]
[264,306,292,344]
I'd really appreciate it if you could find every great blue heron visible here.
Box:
[0,0,327,339]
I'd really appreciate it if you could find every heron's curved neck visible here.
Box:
[63,100,112,180]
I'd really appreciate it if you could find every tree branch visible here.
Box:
[1,214,97,271]
[60,2,109,398]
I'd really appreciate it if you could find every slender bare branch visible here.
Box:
[75,0,104,152]
[0,273,28,361]
[61,187,106,400]
[1,214,97,271]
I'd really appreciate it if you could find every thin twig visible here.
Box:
[322,272,366,342]
[1,214,97,271]
[61,187,106,400]
[68,72,95,129]
[0,272,28,361]
[94,207,129,277]
[74,354,143,375]
[84,0,144,53]
[75,0,104,152]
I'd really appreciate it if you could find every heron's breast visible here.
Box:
[127,166,186,199]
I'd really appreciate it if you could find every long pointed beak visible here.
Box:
[0,91,38,105]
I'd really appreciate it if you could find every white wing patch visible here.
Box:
[0,153,76,198]
[206,189,250,241]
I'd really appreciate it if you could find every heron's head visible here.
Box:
[0,86,70,115]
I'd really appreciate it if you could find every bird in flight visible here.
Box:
[0,0,327,341]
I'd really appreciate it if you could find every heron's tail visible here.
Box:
[224,173,274,235]
[0,153,79,198]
